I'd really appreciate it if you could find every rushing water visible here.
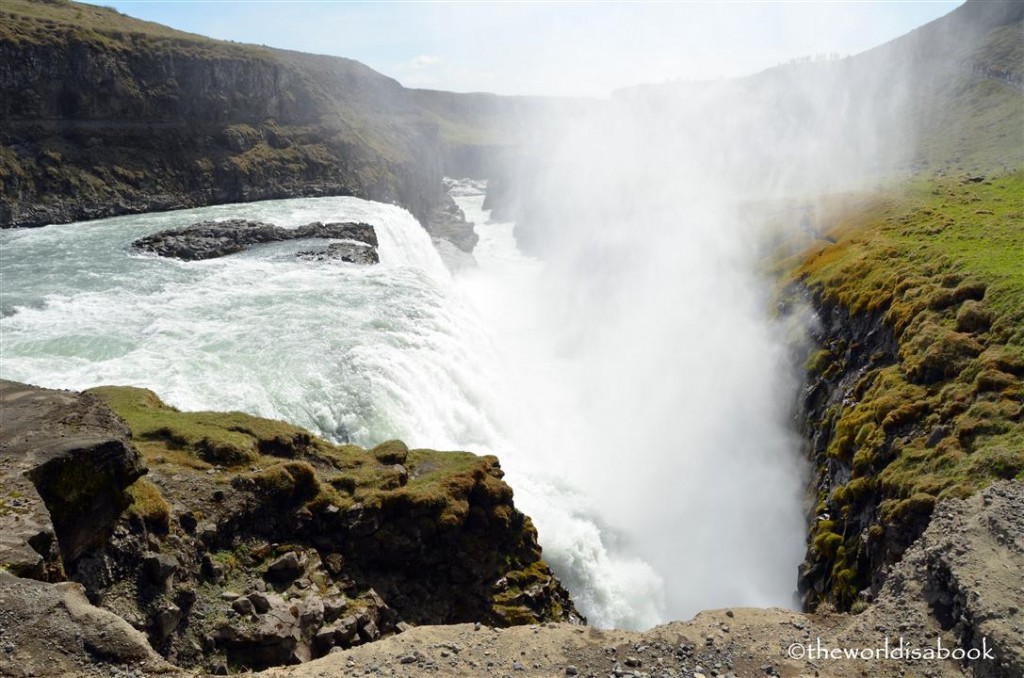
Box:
[0,188,664,627]
[0,181,805,628]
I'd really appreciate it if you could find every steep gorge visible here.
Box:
[780,173,1024,613]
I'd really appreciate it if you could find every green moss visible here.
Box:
[88,386,317,467]
[125,477,170,533]
[812,527,844,558]
[783,170,1024,611]
[491,559,557,625]
[371,439,409,465]
[805,349,831,375]
[244,462,320,505]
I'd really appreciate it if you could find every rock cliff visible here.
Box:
[0,380,146,581]
[783,172,1023,613]
[0,380,581,673]
[0,0,550,249]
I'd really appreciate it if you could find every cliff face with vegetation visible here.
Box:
[0,380,580,673]
[780,172,1023,612]
[0,0,553,248]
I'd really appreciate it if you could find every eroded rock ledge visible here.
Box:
[0,381,579,674]
[1,382,1021,677]
[246,481,1024,678]
[131,220,378,262]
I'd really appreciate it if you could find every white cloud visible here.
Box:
[408,54,441,70]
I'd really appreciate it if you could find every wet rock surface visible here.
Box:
[424,192,478,253]
[131,220,378,261]
[794,287,902,609]
[296,240,379,265]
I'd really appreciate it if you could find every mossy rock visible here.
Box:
[237,462,320,506]
[901,323,983,384]
[125,478,170,533]
[783,171,1024,612]
[955,300,993,333]
[88,386,318,467]
[371,440,409,466]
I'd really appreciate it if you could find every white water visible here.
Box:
[0,192,663,627]
[0,183,804,628]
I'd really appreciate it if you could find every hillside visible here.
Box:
[0,0,557,243]
[489,0,1022,255]
[774,170,1024,613]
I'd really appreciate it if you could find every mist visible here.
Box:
[451,21,934,627]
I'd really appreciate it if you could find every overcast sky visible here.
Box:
[81,1,961,97]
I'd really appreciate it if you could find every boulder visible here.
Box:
[214,592,303,669]
[265,551,304,582]
[143,552,179,584]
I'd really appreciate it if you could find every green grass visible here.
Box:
[87,385,320,466]
[0,0,272,60]
[784,169,1023,609]
[87,385,505,523]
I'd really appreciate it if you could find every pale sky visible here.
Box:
[81,1,962,97]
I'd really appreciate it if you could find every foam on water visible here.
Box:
[0,192,664,628]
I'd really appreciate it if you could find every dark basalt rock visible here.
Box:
[424,192,478,253]
[131,219,378,261]
[793,287,901,611]
[296,240,379,265]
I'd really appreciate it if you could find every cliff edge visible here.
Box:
[0,380,580,674]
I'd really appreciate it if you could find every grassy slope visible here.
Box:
[0,0,268,56]
[778,170,1023,607]
[0,0,536,151]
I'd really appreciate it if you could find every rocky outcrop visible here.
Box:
[131,219,377,261]
[884,481,1024,677]
[0,380,146,580]
[424,193,478,253]
[256,483,1024,678]
[0,382,582,673]
[3,478,1019,677]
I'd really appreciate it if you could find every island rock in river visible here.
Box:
[131,219,378,261]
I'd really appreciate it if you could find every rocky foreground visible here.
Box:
[196,480,1024,678]
[0,380,580,676]
[1,379,1021,677]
